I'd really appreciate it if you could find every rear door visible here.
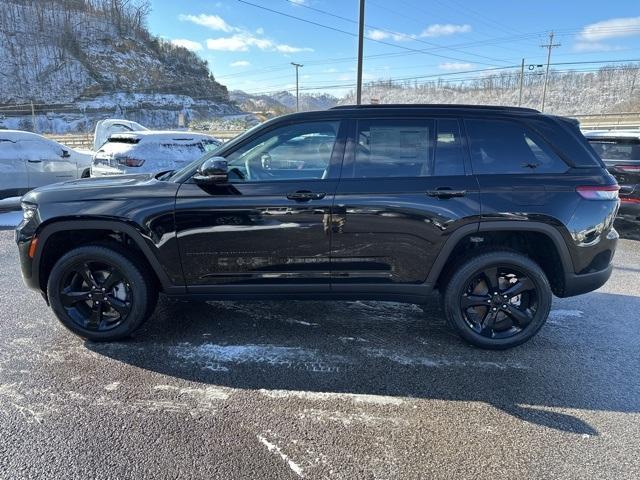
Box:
[331,116,480,292]
[0,139,28,199]
[175,119,346,292]
[464,117,578,219]
[24,139,77,188]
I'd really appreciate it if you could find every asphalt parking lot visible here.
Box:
[1,229,639,479]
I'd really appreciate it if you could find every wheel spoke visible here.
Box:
[60,289,92,307]
[102,269,123,291]
[483,267,500,293]
[505,306,533,328]
[108,298,130,318]
[87,302,103,329]
[461,294,491,309]
[480,309,499,336]
[78,264,98,288]
[503,277,535,299]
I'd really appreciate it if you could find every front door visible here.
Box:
[175,120,345,292]
[331,117,481,292]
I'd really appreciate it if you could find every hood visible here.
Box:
[22,173,178,206]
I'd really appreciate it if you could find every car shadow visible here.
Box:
[86,291,640,437]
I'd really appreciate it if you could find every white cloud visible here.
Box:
[170,38,203,51]
[367,29,413,42]
[275,44,313,53]
[289,0,307,4]
[230,60,251,67]
[179,13,235,32]
[578,17,640,41]
[207,33,312,53]
[439,62,473,71]
[420,24,471,38]
[573,42,622,52]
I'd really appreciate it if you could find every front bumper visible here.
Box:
[561,262,613,297]
[15,217,41,292]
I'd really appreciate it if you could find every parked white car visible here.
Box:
[93,119,148,151]
[91,131,222,176]
[0,130,92,200]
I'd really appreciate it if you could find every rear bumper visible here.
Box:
[561,262,613,298]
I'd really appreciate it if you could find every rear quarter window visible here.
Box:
[465,118,568,174]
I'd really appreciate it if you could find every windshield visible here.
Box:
[588,137,640,161]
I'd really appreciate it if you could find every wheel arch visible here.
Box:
[33,219,180,295]
[427,221,574,297]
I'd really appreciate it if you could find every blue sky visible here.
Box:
[148,0,640,96]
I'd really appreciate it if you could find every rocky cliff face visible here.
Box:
[0,0,241,133]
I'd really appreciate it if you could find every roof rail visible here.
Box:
[330,104,540,113]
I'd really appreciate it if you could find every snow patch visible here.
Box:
[171,343,349,372]
[257,434,304,478]
[260,389,404,406]
[362,348,529,370]
[549,309,584,319]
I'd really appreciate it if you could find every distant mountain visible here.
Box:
[231,90,339,115]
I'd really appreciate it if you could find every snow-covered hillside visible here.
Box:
[341,66,640,115]
[0,0,239,133]
[231,90,339,114]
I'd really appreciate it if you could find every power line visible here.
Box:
[281,0,510,64]
[235,0,502,67]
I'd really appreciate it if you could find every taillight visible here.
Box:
[576,185,620,200]
[116,156,145,167]
[616,165,640,173]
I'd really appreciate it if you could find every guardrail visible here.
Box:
[571,112,640,130]
[45,130,246,150]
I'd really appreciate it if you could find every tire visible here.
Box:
[81,169,90,178]
[47,244,157,341]
[443,250,552,350]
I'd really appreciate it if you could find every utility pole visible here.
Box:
[356,0,365,105]
[540,31,560,112]
[518,58,525,107]
[30,101,36,133]
[291,62,303,112]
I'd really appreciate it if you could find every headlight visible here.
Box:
[21,202,38,220]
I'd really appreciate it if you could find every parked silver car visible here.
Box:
[0,130,92,200]
[91,131,221,176]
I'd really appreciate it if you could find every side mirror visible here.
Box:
[61,149,71,158]
[194,157,229,185]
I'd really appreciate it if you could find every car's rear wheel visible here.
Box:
[47,245,157,341]
[443,251,551,349]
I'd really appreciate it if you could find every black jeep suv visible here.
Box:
[16,105,619,349]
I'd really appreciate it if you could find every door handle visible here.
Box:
[426,188,466,199]
[27,159,43,163]
[286,191,326,201]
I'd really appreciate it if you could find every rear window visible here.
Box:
[465,118,568,174]
[587,137,640,161]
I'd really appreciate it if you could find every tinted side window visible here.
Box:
[226,121,339,182]
[353,119,433,178]
[465,119,568,174]
[434,119,466,176]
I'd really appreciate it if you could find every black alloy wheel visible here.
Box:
[460,266,537,339]
[443,251,552,349]
[59,261,132,332]
[47,244,157,341]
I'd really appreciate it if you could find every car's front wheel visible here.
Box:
[443,251,552,349]
[47,244,157,341]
